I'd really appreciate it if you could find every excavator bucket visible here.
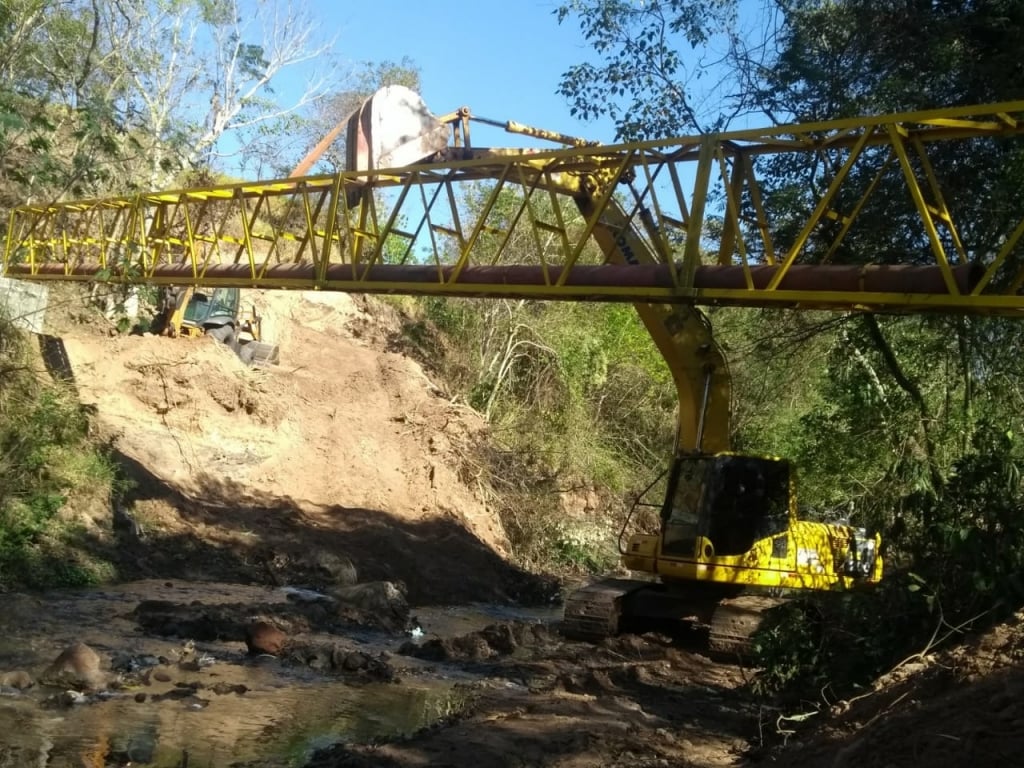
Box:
[237,308,280,367]
[345,85,450,172]
[239,339,280,367]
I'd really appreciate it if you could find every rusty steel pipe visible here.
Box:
[5,262,982,295]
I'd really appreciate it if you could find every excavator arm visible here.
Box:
[577,196,730,454]
[290,86,732,454]
[326,90,879,646]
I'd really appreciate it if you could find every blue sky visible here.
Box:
[280,0,774,155]
[201,0,787,178]
[321,0,620,145]
[231,0,773,177]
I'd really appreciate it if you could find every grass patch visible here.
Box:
[0,311,120,589]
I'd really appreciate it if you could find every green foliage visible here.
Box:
[0,1,130,210]
[397,292,674,572]
[0,312,118,588]
[356,57,421,92]
[550,522,619,572]
[770,0,1024,120]
[416,296,674,486]
[750,599,826,697]
[753,424,1024,700]
[555,0,741,138]
[728,309,1024,698]
[0,0,348,204]
[751,580,932,700]
[906,426,1024,616]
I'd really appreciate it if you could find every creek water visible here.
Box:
[0,581,558,767]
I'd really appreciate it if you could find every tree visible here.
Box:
[554,0,769,138]
[96,0,341,185]
[0,0,342,211]
[0,0,126,207]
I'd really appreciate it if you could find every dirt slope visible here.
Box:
[753,611,1024,767]
[57,290,533,602]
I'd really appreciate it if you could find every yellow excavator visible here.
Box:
[336,88,884,652]
[9,88,1024,652]
[557,216,884,652]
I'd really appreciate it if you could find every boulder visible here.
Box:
[313,550,358,587]
[331,581,410,631]
[0,670,33,689]
[39,643,106,690]
[245,621,288,656]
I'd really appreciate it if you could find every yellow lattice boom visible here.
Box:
[6,100,1024,315]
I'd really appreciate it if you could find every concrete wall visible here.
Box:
[0,277,48,334]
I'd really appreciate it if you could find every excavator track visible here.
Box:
[561,578,646,642]
[563,581,788,656]
[708,595,785,658]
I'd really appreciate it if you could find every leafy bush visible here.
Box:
[0,312,118,587]
[908,427,1024,617]
[753,425,1024,701]
[751,580,934,700]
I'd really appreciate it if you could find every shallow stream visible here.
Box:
[0,580,558,767]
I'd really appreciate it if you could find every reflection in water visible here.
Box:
[0,581,550,767]
[252,682,469,764]
[0,677,465,767]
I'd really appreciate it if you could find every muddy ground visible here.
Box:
[3,286,1023,767]
[5,571,1024,768]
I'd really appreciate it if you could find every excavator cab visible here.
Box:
[153,286,240,340]
[662,455,791,559]
[180,287,240,331]
[619,453,882,594]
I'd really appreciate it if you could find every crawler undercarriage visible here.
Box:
[561,578,785,657]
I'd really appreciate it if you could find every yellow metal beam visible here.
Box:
[6,102,1024,315]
